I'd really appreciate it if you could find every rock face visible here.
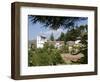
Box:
[61,53,84,64]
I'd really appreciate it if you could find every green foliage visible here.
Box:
[50,33,54,41]
[71,32,88,64]
[64,25,87,42]
[79,48,88,64]
[29,15,87,30]
[80,32,87,45]
[71,48,87,64]
[70,45,81,55]
[31,43,36,51]
[28,43,65,66]
[79,32,88,64]
[57,32,65,41]
[65,28,80,41]
[60,45,69,53]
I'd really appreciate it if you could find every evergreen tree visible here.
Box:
[50,33,54,41]
[29,15,87,30]
[58,32,65,41]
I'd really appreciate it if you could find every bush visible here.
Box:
[78,48,88,64]
[60,45,69,53]
[28,43,65,66]
[71,44,88,64]
[71,45,81,55]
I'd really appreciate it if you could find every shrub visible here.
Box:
[60,45,69,53]
[71,45,81,55]
[28,43,65,66]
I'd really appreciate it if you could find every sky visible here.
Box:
[28,15,88,40]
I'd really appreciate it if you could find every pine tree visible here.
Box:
[58,32,65,41]
[50,33,54,41]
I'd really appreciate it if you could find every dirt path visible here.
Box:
[61,53,84,64]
